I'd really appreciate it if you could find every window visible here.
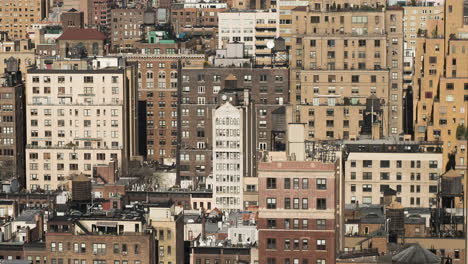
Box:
[284,178,291,189]
[380,160,390,168]
[92,243,106,254]
[380,173,389,180]
[267,238,276,249]
[293,198,299,209]
[363,184,372,192]
[302,239,308,250]
[363,172,372,180]
[267,198,277,209]
[267,178,277,189]
[284,198,291,209]
[284,239,290,250]
[363,160,372,168]
[293,178,300,189]
[302,198,308,209]
[316,179,326,190]
[316,240,326,250]
[316,199,326,210]
[293,240,299,250]
[267,219,277,229]
[396,160,402,168]
[302,178,309,189]
[316,219,326,230]
[429,160,438,168]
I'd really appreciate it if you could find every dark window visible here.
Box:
[380,160,390,168]
[311,16,320,23]
[284,178,291,189]
[267,178,277,189]
[267,219,277,229]
[316,199,326,210]
[267,238,276,249]
[363,160,372,168]
[380,172,389,180]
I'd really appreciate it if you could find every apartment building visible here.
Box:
[288,5,404,140]
[278,0,388,50]
[257,160,338,264]
[212,93,259,210]
[25,57,138,191]
[170,1,228,36]
[0,0,49,40]
[61,9,85,31]
[402,4,443,133]
[218,10,279,60]
[413,0,468,168]
[110,8,144,52]
[212,102,244,210]
[46,213,156,264]
[344,141,443,208]
[179,64,288,190]
[0,39,35,77]
[124,53,205,163]
[0,64,25,187]
[147,204,185,264]
[90,0,112,27]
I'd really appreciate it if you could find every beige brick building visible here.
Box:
[287,5,404,140]
[344,141,443,208]
[0,0,50,40]
[25,57,139,191]
[413,0,468,168]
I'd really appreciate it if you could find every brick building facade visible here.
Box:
[257,161,339,264]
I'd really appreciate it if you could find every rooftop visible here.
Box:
[258,161,336,171]
[57,28,106,41]
[15,209,41,223]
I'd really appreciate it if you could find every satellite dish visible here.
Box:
[266,40,275,49]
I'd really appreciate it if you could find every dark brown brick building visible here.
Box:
[125,53,205,162]
[170,3,227,39]
[0,66,25,187]
[60,9,85,31]
[257,160,338,264]
[110,8,144,52]
[179,66,289,189]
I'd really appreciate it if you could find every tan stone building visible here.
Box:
[0,39,35,78]
[344,140,443,208]
[147,204,185,264]
[288,5,404,140]
[0,0,50,40]
[413,0,468,168]
[402,4,444,133]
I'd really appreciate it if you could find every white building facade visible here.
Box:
[212,102,244,210]
[25,57,138,191]
[218,10,279,58]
